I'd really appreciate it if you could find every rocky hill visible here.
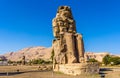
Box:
[3,46,119,62]
[4,46,52,62]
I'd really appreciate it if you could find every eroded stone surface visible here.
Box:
[58,63,99,76]
[52,6,99,75]
[52,6,85,65]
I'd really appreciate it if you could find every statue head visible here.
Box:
[52,6,76,39]
[57,6,73,19]
[57,6,71,13]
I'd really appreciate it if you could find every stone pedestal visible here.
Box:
[54,63,99,76]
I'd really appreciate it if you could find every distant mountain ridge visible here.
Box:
[4,46,52,61]
[2,46,120,62]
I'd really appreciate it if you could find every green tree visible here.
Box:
[17,60,22,64]
[88,58,98,62]
[8,60,13,64]
[29,59,52,64]
[102,55,111,65]
[110,56,120,65]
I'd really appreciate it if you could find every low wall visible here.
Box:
[53,63,99,76]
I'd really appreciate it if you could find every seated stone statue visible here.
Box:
[52,6,85,66]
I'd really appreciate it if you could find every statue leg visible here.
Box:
[64,33,77,63]
[76,34,85,62]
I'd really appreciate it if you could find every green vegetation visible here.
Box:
[8,60,15,64]
[8,60,21,64]
[29,59,52,64]
[102,55,111,65]
[17,60,22,64]
[88,58,98,62]
[102,55,120,66]
[50,49,54,63]
[8,59,52,65]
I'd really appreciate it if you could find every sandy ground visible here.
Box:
[0,65,119,78]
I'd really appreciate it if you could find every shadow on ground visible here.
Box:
[0,70,51,76]
[99,68,113,78]
[0,72,24,76]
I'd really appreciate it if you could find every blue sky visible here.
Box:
[0,0,120,55]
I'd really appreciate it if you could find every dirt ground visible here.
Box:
[0,65,119,78]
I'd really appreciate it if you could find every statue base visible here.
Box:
[53,63,99,76]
